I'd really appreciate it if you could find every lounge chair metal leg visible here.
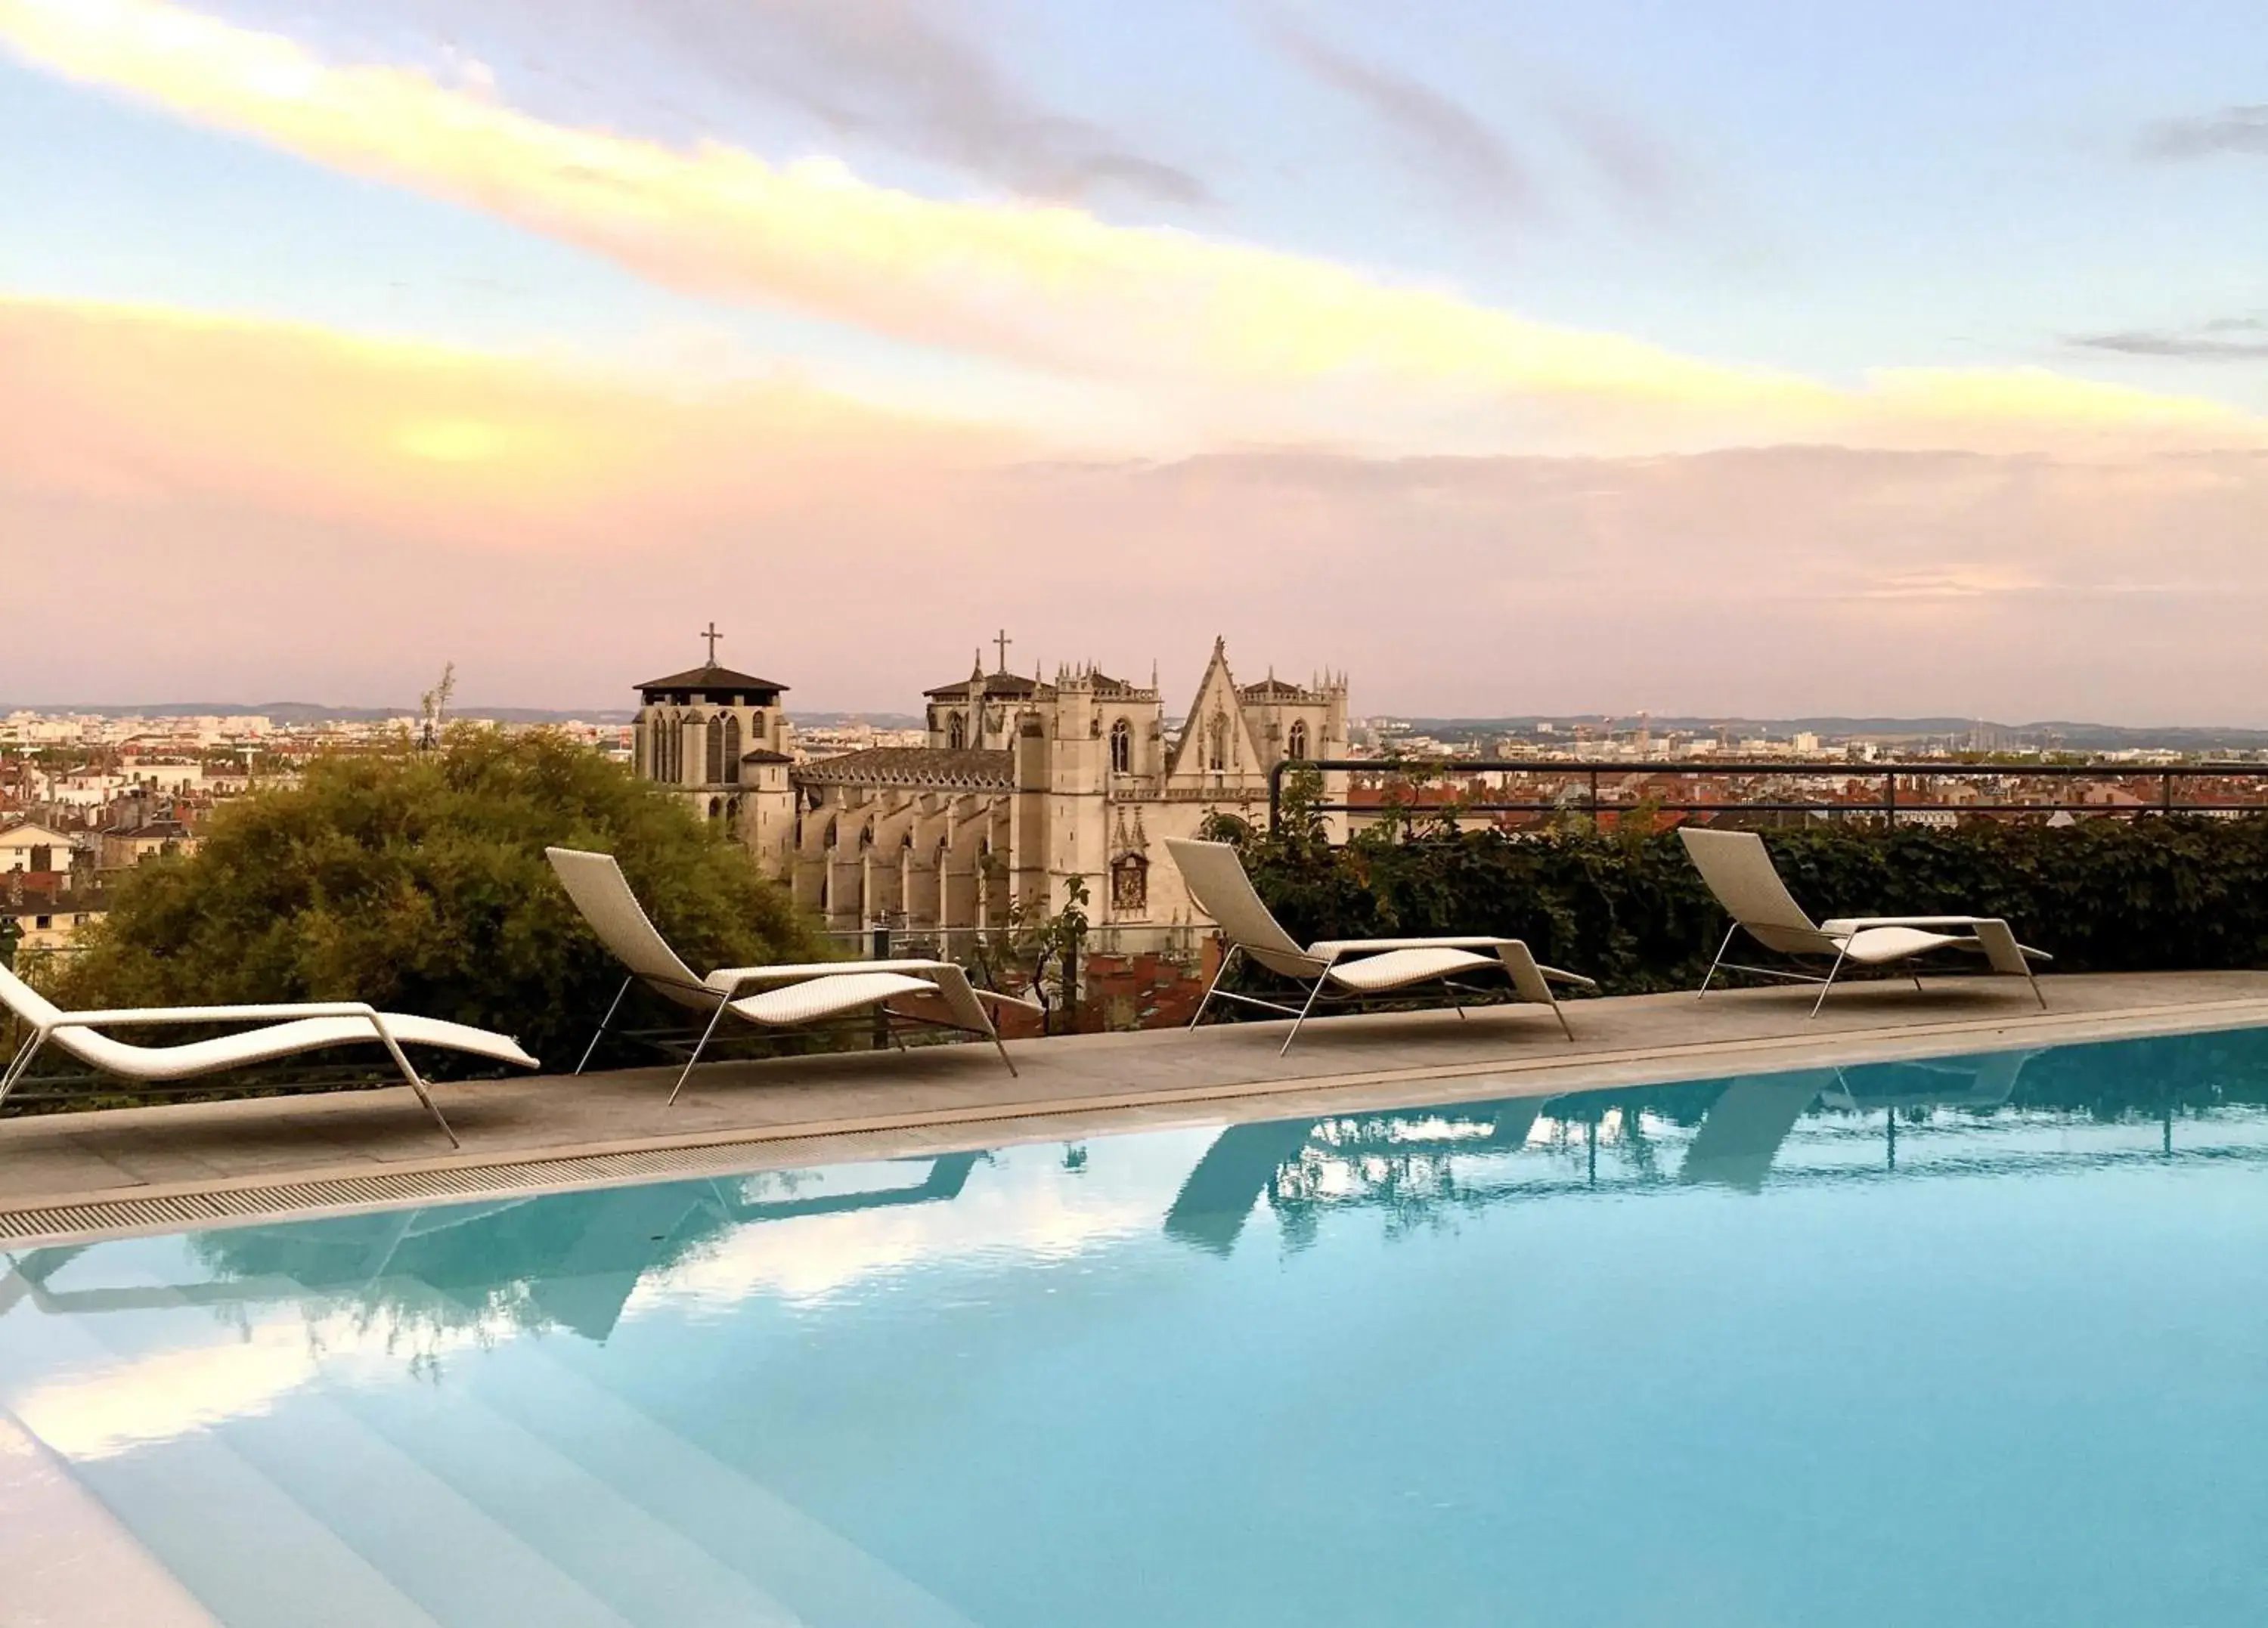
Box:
[576,976,634,1076]
[1188,946,1240,1029]
[1550,996,1574,1041]
[1698,925,1737,1000]
[1808,949,1850,1020]
[0,1030,48,1115]
[1278,974,1332,1057]
[990,1030,1018,1078]
[370,1021,458,1148]
[668,998,733,1106]
[2027,964,2046,1011]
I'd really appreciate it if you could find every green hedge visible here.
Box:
[1223,807,2268,994]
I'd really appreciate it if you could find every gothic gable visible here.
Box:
[1166,637,1268,782]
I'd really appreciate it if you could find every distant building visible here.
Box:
[98,818,197,870]
[2,871,104,951]
[631,632,1349,931]
[0,820,76,874]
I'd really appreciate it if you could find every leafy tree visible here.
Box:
[53,728,824,1067]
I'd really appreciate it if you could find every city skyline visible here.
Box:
[4,2,2265,720]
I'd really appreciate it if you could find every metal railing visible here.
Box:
[1266,758,2268,831]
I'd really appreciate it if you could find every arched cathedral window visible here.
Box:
[722,714,742,784]
[1110,718,1132,774]
[1287,720,1309,760]
[948,711,967,751]
[1207,714,1228,772]
[705,716,726,785]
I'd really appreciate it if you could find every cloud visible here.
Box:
[1254,12,1678,216]
[1260,18,1532,210]
[1537,92,1679,209]
[2,0,2263,458]
[579,0,1211,207]
[2138,104,2268,160]
[8,305,2268,726]
[0,292,1019,548]
[2071,318,2268,361]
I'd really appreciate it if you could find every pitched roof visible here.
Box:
[794,747,1015,791]
[922,671,1042,701]
[105,819,194,840]
[0,821,76,845]
[1239,676,1315,701]
[739,748,795,764]
[636,664,789,696]
[3,887,104,917]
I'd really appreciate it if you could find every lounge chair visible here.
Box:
[1678,827,2048,1015]
[545,847,1032,1098]
[1164,838,1596,1053]
[0,964,536,1145]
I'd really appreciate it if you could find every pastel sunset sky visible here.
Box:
[4,0,2264,719]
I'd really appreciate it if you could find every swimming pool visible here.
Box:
[5,1028,2267,1626]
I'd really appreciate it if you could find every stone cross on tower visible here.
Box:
[992,628,1013,673]
[701,622,723,665]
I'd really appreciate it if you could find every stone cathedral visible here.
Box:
[631,635,1349,932]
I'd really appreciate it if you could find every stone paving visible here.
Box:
[5,970,2267,1218]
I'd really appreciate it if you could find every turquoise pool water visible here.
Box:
[5,1029,2268,1626]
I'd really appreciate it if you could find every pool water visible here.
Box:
[5,1029,2268,1626]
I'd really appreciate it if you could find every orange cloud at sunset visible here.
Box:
[4,0,2262,458]
[8,294,2265,721]
[0,294,1019,549]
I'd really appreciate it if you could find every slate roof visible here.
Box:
[922,671,1042,701]
[1081,670,1145,695]
[636,664,789,698]
[794,747,1015,791]
[1239,676,1315,701]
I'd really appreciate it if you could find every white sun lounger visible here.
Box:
[545,847,1033,1099]
[1165,838,1596,1054]
[0,964,536,1145]
[1678,827,2049,1016]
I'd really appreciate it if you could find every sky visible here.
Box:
[2,0,2264,722]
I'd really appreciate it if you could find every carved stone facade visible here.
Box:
[633,637,1349,931]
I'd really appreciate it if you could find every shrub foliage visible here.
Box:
[54,729,823,1066]
[1223,780,2268,994]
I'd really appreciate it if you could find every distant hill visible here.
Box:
[1,701,636,725]
[2,701,925,729]
[14,701,2268,752]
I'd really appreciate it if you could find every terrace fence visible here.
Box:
[1267,758,2268,832]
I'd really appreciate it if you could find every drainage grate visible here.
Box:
[0,1137,844,1245]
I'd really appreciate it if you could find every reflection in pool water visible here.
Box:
[5,1029,2268,1626]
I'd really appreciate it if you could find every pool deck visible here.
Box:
[5,970,2268,1238]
